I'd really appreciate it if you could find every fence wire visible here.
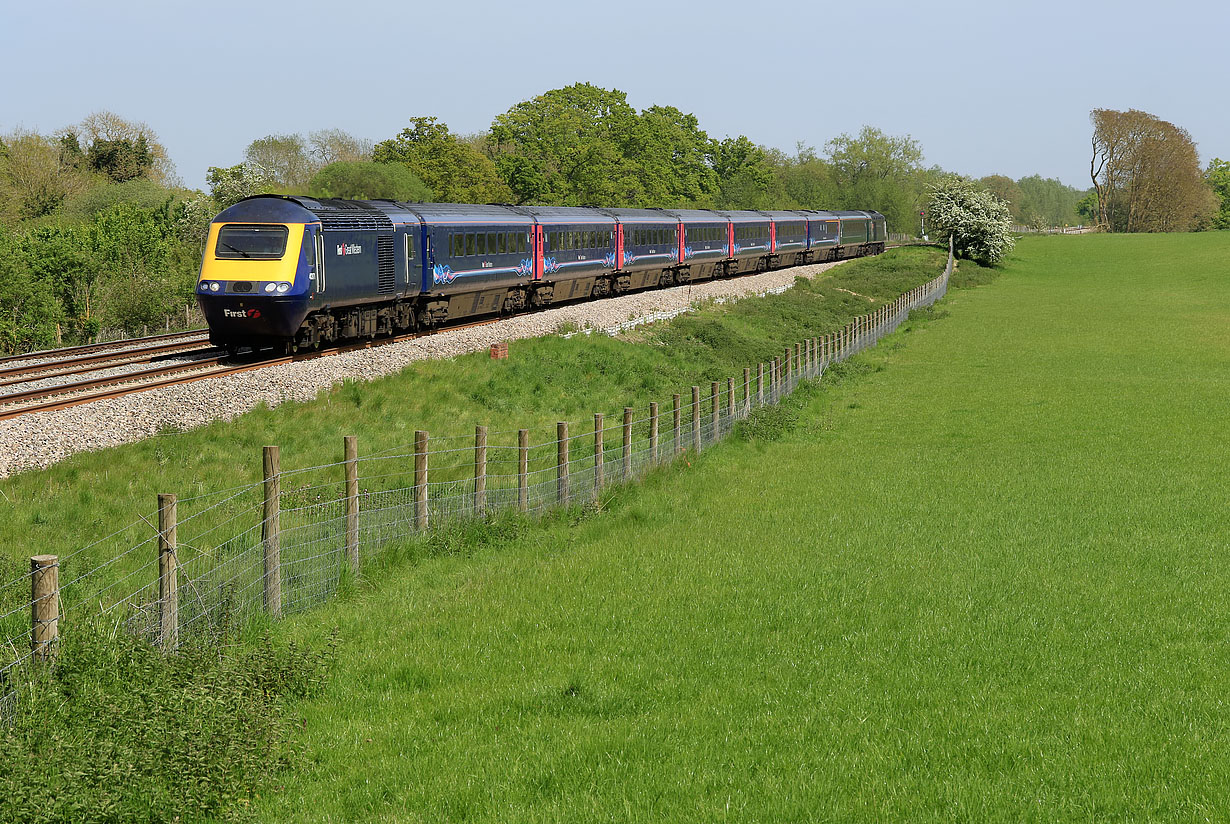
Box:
[0,252,952,712]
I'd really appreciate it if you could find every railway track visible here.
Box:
[0,318,503,422]
[0,329,210,368]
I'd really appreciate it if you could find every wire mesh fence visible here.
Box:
[0,248,953,714]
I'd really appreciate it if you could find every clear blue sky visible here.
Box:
[4,0,1227,192]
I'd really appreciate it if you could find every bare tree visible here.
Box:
[70,110,178,185]
[244,134,314,189]
[308,129,372,167]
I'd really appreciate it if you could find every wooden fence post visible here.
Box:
[262,445,281,619]
[557,422,570,504]
[157,493,178,649]
[518,429,529,512]
[344,435,358,575]
[474,425,487,515]
[30,555,58,662]
[650,402,660,463]
[742,368,750,414]
[710,381,719,444]
[593,413,604,494]
[673,394,682,455]
[414,430,428,530]
[756,363,764,405]
[726,376,735,427]
[622,407,633,480]
[691,385,701,452]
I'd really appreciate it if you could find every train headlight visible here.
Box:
[208,281,220,292]
[264,282,277,293]
[275,282,291,294]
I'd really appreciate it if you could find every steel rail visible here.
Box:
[0,338,214,382]
[0,328,209,367]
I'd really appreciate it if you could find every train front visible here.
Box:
[197,196,318,352]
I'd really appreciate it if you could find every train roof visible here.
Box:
[514,205,613,224]
[830,210,884,219]
[759,210,807,222]
[711,210,772,224]
[215,195,319,224]
[659,209,726,223]
[391,202,533,224]
[599,208,680,224]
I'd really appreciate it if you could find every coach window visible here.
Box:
[465,233,475,256]
[477,233,486,256]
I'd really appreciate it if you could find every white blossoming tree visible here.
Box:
[205,163,274,211]
[926,175,1016,265]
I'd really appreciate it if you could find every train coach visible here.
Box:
[196,196,886,354]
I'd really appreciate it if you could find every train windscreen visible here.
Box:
[215,224,289,260]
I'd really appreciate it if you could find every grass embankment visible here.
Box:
[0,247,945,613]
[255,233,1230,822]
[0,248,948,822]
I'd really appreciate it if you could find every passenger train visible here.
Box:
[196,197,887,354]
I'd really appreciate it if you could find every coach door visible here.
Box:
[533,224,544,280]
[311,227,326,293]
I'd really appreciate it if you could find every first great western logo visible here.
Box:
[336,243,362,256]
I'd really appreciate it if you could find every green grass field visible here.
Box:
[253,233,1230,822]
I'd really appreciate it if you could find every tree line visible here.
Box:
[2,87,1225,355]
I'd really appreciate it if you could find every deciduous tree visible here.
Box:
[0,129,93,221]
[487,85,644,205]
[979,175,1024,221]
[1204,158,1230,230]
[825,127,926,231]
[72,111,177,185]
[1090,108,1216,232]
[710,136,777,209]
[375,117,508,204]
[308,161,431,201]
[244,134,314,189]
[635,106,717,206]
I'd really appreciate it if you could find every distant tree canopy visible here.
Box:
[308,161,431,202]
[1205,158,1230,230]
[242,129,372,190]
[6,90,1227,359]
[1090,108,1217,232]
[979,174,1088,228]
